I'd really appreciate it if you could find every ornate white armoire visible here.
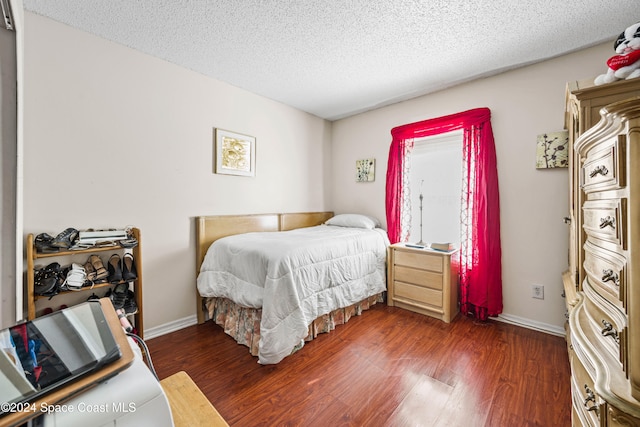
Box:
[564,78,640,425]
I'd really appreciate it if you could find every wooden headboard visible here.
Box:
[195,211,334,323]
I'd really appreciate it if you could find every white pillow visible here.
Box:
[325,214,380,229]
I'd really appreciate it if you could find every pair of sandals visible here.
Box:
[84,255,109,284]
[107,253,137,283]
[61,263,87,291]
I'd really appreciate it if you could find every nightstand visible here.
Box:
[387,243,459,323]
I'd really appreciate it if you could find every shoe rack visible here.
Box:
[25,228,144,338]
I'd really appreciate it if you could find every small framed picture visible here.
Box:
[214,128,256,177]
[536,130,568,169]
[356,158,375,182]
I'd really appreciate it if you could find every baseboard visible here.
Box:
[142,312,566,341]
[495,313,566,337]
[143,314,198,340]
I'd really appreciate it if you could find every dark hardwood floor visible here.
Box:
[146,304,571,427]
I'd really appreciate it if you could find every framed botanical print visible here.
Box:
[536,130,568,169]
[214,128,256,177]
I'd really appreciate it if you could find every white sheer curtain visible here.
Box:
[399,140,413,242]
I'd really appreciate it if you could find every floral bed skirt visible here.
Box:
[205,293,384,358]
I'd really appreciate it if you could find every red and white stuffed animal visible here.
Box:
[595,22,640,85]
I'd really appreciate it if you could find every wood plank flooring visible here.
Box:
[146,304,571,426]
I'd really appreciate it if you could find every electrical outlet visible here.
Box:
[532,284,544,299]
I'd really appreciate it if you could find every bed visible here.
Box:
[195,212,389,364]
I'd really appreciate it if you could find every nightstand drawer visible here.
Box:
[394,250,443,272]
[394,281,442,307]
[394,265,443,290]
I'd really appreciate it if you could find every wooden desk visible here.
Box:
[161,371,229,427]
[0,298,135,427]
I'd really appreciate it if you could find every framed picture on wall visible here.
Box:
[356,158,375,182]
[214,128,256,177]
[536,130,568,169]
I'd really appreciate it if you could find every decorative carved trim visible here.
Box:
[607,404,639,426]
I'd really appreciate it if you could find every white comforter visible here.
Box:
[196,225,389,364]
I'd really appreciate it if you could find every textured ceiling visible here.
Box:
[22,1,639,120]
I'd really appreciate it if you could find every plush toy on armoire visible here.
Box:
[595,22,640,85]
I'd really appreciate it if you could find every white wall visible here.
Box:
[21,13,332,332]
[331,43,614,333]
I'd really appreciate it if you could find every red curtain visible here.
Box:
[385,107,502,320]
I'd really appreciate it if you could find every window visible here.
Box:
[385,108,502,320]
[408,131,462,245]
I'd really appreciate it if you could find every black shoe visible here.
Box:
[51,228,79,249]
[118,238,138,249]
[34,262,63,297]
[123,290,138,315]
[109,283,128,309]
[34,233,58,253]
[122,253,137,281]
[107,254,123,283]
